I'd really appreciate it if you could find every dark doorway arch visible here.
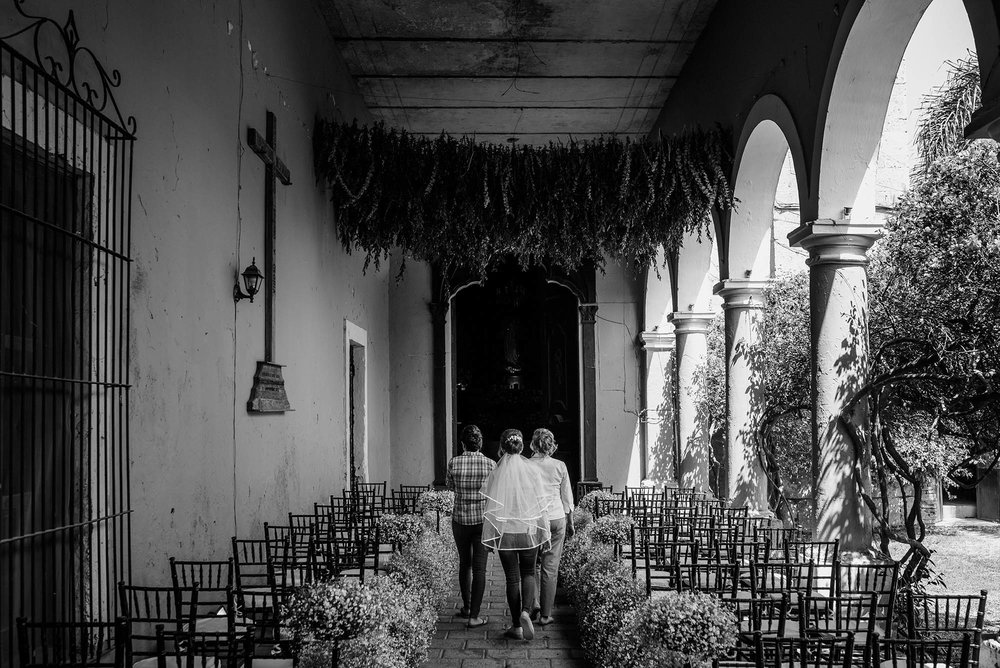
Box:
[430,262,596,485]
[453,263,582,483]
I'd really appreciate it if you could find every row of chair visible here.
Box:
[714,631,976,668]
[16,481,422,667]
[591,495,988,668]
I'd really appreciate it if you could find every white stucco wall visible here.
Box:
[1,0,392,582]
[388,257,436,487]
[594,263,644,488]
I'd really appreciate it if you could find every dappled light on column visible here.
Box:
[789,219,881,553]
[669,312,715,493]
[641,330,677,485]
[715,280,769,511]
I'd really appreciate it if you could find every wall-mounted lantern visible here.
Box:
[233,258,264,303]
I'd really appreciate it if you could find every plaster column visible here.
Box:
[714,280,769,510]
[667,312,714,492]
[640,330,676,485]
[430,301,449,486]
[580,303,599,482]
[789,220,881,551]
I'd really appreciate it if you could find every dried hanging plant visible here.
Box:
[313,120,733,278]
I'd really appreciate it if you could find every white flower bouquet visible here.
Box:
[416,490,454,515]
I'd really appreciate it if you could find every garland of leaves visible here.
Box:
[313,120,733,278]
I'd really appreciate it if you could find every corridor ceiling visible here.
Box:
[315,0,718,144]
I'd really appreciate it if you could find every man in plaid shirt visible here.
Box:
[446,424,495,627]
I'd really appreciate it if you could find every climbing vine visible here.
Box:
[313,120,733,277]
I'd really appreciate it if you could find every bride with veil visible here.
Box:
[480,428,551,640]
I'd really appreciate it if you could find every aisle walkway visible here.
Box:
[424,557,589,667]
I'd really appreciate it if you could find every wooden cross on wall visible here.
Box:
[246,110,293,412]
[247,110,291,361]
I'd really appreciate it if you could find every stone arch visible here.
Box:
[723,95,806,281]
[711,95,806,508]
[811,0,934,221]
[963,2,1000,138]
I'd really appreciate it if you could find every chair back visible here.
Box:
[676,562,740,597]
[169,558,234,619]
[869,632,972,668]
[728,595,789,638]
[16,618,128,668]
[799,593,878,635]
[835,560,899,637]
[907,591,987,666]
[760,634,854,668]
[153,625,253,668]
[575,481,613,504]
[118,583,198,664]
[750,561,815,601]
[231,538,270,591]
[233,588,294,663]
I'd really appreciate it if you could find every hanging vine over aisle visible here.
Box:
[313,120,733,277]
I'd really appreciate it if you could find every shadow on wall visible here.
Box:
[684,367,714,493]
[647,377,676,485]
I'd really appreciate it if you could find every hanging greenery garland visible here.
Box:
[313,119,733,278]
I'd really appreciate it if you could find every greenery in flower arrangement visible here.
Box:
[416,490,454,515]
[376,512,426,548]
[570,507,594,532]
[558,525,608,594]
[282,578,379,667]
[338,574,438,668]
[589,513,634,545]
[385,526,458,611]
[572,547,644,665]
[312,120,733,283]
[577,489,613,515]
[606,591,738,668]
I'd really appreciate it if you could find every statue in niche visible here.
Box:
[503,317,523,389]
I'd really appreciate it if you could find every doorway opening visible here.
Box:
[345,321,367,488]
[453,262,581,484]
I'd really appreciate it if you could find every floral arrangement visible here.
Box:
[571,507,594,533]
[578,490,614,515]
[283,520,457,668]
[416,490,454,515]
[282,578,379,652]
[558,524,603,593]
[566,538,644,666]
[376,513,427,547]
[339,574,437,668]
[385,526,457,610]
[313,120,733,283]
[607,592,738,668]
[590,513,634,544]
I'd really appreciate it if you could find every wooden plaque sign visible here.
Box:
[247,360,292,412]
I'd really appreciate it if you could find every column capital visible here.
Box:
[579,303,598,324]
[666,311,715,335]
[713,279,769,310]
[788,219,882,267]
[640,329,676,352]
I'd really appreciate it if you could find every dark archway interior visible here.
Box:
[454,262,581,484]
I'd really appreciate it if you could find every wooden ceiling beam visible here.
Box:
[336,36,690,44]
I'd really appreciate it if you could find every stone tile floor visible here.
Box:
[423,557,589,667]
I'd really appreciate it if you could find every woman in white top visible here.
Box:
[528,428,575,625]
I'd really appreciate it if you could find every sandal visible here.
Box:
[456,607,471,618]
[466,616,488,628]
[519,611,535,640]
[538,616,555,626]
